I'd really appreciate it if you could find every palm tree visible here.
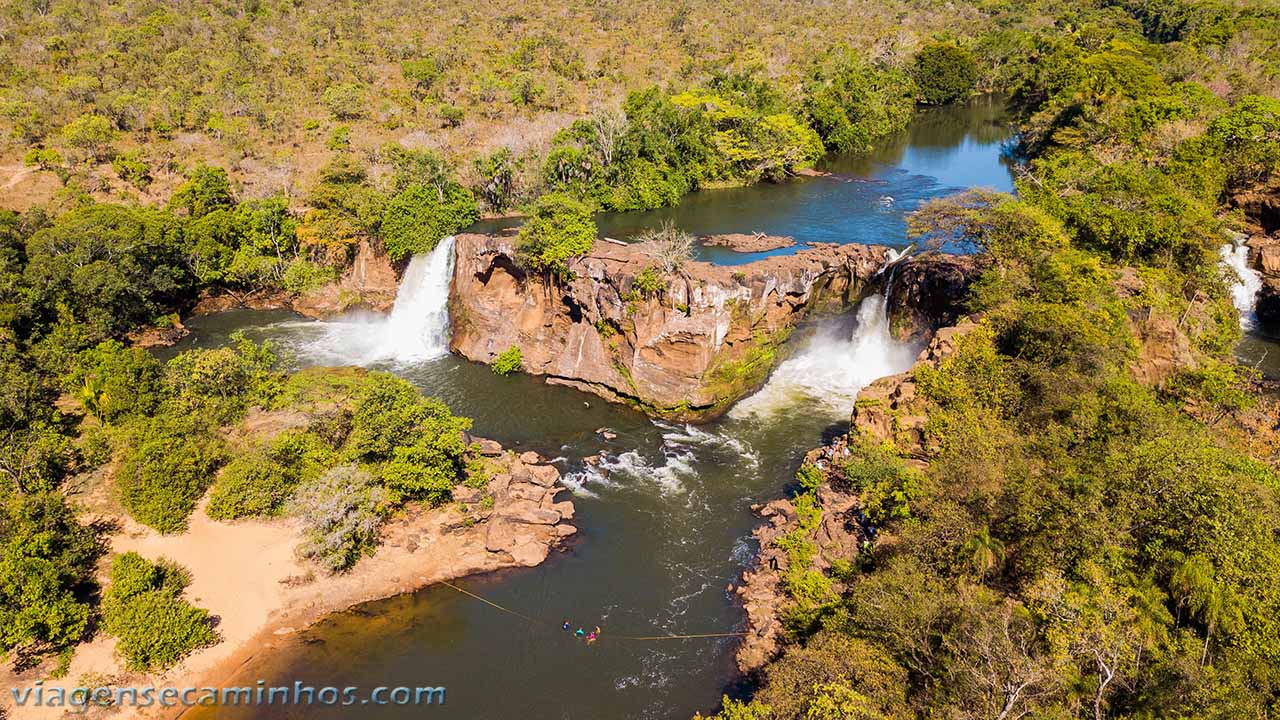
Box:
[963,526,1005,579]
[79,375,108,420]
[1171,553,1241,667]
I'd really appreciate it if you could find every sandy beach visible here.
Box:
[2,449,575,720]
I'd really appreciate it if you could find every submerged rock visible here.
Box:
[701,233,797,252]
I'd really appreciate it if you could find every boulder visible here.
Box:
[507,482,549,503]
[498,499,561,525]
[517,463,560,488]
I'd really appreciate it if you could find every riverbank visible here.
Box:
[0,441,574,720]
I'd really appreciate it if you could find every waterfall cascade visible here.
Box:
[731,250,917,417]
[297,235,457,365]
[1220,237,1262,329]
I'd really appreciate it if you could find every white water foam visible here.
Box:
[283,236,457,365]
[731,266,917,418]
[562,421,760,498]
[1220,237,1262,329]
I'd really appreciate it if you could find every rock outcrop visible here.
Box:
[293,239,401,317]
[191,240,400,320]
[449,233,892,420]
[886,252,983,343]
[1250,234,1280,336]
[736,440,864,674]
[457,436,578,567]
[1232,186,1280,236]
[851,318,978,458]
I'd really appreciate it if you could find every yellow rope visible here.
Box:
[438,580,749,641]
[439,580,541,624]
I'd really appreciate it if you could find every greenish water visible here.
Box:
[1237,331,1280,379]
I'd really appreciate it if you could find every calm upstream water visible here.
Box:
[471,95,1016,265]
[162,96,1265,720]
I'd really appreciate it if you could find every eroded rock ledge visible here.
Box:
[449,233,892,420]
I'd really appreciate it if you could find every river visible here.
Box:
[166,98,1275,720]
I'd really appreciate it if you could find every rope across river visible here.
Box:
[439,581,748,642]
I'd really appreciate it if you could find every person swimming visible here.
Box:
[562,621,571,631]
[575,627,585,638]
[586,632,597,642]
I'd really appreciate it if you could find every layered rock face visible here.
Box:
[449,233,891,420]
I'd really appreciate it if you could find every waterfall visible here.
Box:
[375,235,457,360]
[1220,236,1262,329]
[731,251,917,417]
[297,236,456,365]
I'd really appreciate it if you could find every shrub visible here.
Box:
[841,440,922,522]
[380,182,478,261]
[162,334,283,424]
[60,113,116,160]
[116,416,225,533]
[289,466,390,573]
[439,103,464,127]
[402,57,441,98]
[911,43,978,105]
[0,491,100,661]
[281,257,339,293]
[491,346,523,376]
[207,432,336,520]
[102,552,216,672]
[110,150,151,189]
[637,220,694,272]
[66,340,163,423]
[341,373,472,463]
[517,192,596,278]
[632,267,664,297]
[169,164,234,218]
[321,83,366,120]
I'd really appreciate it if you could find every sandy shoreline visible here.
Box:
[2,448,575,720]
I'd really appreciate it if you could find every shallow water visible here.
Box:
[177,101,1017,720]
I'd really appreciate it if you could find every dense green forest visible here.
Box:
[1,0,1279,715]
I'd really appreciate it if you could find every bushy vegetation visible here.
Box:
[207,432,336,520]
[0,489,101,665]
[289,465,391,574]
[490,346,523,376]
[517,192,597,278]
[101,552,216,672]
[803,48,916,154]
[911,43,979,105]
[115,415,226,534]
